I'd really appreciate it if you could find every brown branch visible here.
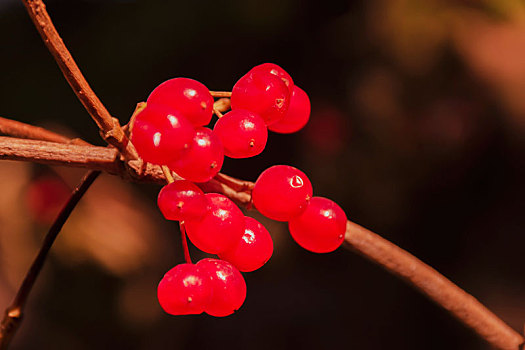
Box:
[0,137,121,174]
[0,133,522,349]
[343,222,524,350]
[0,170,100,349]
[20,0,133,157]
[0,116,70,144]
[0,136,251,206]
[0,116,88,145]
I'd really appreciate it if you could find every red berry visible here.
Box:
[288,197,347,253]
[157,263,212,315]
[231,70,290,126]
[213,109,268,159]
[157,180,208,221]
[147,78,214,126]
[250,63,294,93]
[168,127,224,183]
[185,193,245,254]
[269,86,311,134]
[131,104,194,164]
[252,165,313,221]
[197,258,246,317]
[26,175,71,225]
[219,216,273,272]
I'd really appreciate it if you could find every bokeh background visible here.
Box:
[1,0,525,349]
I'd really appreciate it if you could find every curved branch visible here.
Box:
[20,0,133,157]
[343,221,523,350]
[0,170,100,349]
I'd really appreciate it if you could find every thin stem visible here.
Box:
[161,165,175,184]
[213,172,254,193]
[0,170,100,349]
[213,98,231,114]
[213,108,223,118]
[20,0,133,157]
[210,91,232,98]
[179,222,192,264]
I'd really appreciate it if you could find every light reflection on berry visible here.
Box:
[216,270,227,281]
[153,132,161,147]
[242,229,256,244]
[242,120,255,130]
[290,175,304,188]
[197,138,210,147]
[182,275,199,287]
[184,88,197,98]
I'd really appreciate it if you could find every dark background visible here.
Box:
[0,0,524,349]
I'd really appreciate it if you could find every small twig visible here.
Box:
[0,170,100,349]
[124,102,147,136]
[210,91,232,98]
[214,172,254,192]
[20,0,133,157]
[213,108,223,118]
[213,98,231,114]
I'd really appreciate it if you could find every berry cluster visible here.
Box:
[252,165,347,253]
[130,63,345,317]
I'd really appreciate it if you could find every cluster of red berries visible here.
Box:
[130,63,311,184]
[130,63,346,317]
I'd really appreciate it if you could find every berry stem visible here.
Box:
[0,170,100,349]
[213,98,231,114]
[161,165,175,184]
[213,108,224,118]
[210,91,232,98]
[180,221,192,264]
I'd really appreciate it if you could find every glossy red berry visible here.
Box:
[252,165,313,221]
[231,70,290,126]
[197,258,246,317]
[289,196,347,253]
[131,104,194,164]
[269,86,311,134]
[219,216,273,272]
[185,193,245,254]
[250,63,294,94]
[157,263,212,315]
[157,180,208,221]
[213,109,268,158]
[168,127,224,183]
[147,78,214,126]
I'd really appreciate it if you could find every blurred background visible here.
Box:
[1,0,525,348]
